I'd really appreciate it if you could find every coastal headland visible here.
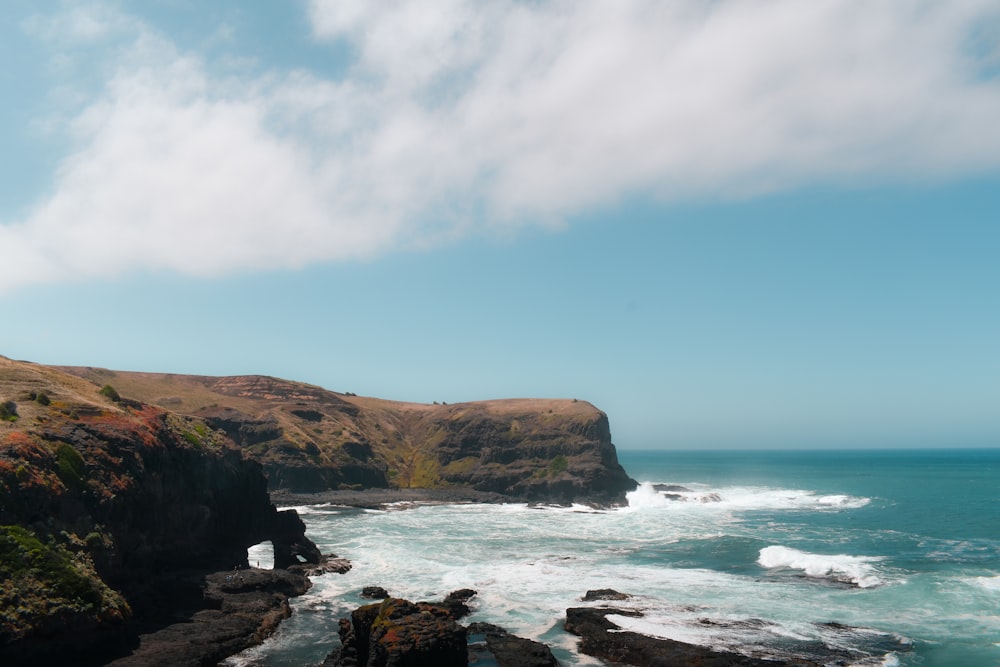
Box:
[0,355,636,664]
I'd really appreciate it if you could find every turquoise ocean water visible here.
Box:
[230,449,1000,667]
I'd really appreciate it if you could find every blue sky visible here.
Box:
[2,1,999,449]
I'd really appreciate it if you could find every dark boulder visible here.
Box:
[361,586,391,599]
[438,588,477,620]
[583,588,631,601]
[467,622,559,667]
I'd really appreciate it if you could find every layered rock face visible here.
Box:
[410,399,635,504]
[58,367,637,504]
[0,357,322,663]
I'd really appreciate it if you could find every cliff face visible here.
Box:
[406,399,635,503]
[0,357,317,660]
[57,367,637,503]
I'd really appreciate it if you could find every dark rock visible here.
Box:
[361,586,391,599]
[467,622,559,667]
[583,588,631,601]
[289,553,352,577]
[326,598,467,667]
[564,607,821,667]
[270,508,323,569]
[438,588,477,620]
[105,568,311,666]
[652,484,692,493]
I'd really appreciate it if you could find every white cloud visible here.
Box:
[3,0,1000,291]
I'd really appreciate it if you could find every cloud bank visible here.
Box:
[3,0,999,290]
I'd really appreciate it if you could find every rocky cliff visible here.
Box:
[0,357,321,664]
[58,367,638,504]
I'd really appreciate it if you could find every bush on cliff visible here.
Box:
[54,444,87,491]
[98,384,121,402]
[0,525,129,643]
[0,401,17,422]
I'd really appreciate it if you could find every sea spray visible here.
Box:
[757,545,885,588]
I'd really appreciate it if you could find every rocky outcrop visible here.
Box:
[564,605,909,667]
[57,366,638,504]
[413,400,636,504]
[325,597,468,667]
[564,606,816,667]
[0,357,325,664]
[106,568,311,667]
[326,592,557,667]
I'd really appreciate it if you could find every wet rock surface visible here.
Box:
[564,606,819,667]
[467,622,559,667]
[106,568,311,667]
[324,590,559,667]
[324,597,468,667]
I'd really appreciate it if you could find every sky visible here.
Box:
[2,0,999,450]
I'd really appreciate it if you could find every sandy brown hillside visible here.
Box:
[56,365,636,502]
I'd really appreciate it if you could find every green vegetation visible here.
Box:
[26,391,50,406]
[0,400,17,422]
[99,384,121,402]
[548,455,568,476]
[0,525,101,606]
[409,455,443,488]
[181,430,202,447]
[55,443,87,491]
[0,525,129,641]
[442,456,478,476]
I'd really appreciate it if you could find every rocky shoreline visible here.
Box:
[106,568,312,667]
[309,584,906,667]
[270,487,518,509]
[268,485,633,510]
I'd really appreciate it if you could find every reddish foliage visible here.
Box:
[2,431,37,448]
[79,409,161,449]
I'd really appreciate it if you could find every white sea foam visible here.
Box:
[233,497,913,666]
[247,540,274,569]
[969,574,1000,592]
[625,482,870,512]
[758,545,884,588]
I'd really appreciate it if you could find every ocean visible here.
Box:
[228,449,1000,666]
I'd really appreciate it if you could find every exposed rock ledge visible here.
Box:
[107,568,312,667]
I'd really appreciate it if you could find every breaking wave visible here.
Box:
[757,545,885,588]
[625,481,870,512]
